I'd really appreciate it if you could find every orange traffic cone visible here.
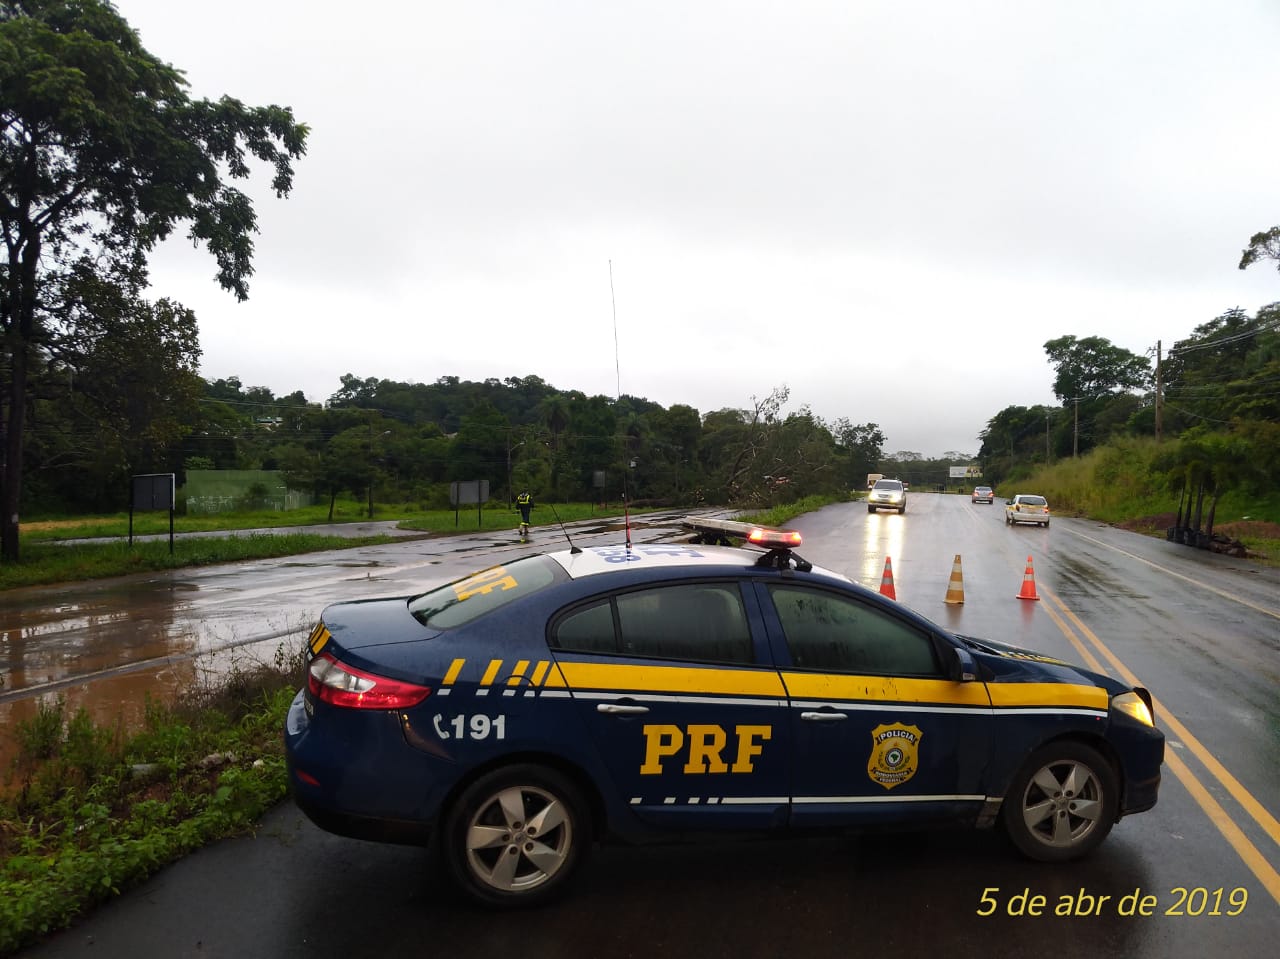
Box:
[1017,555,1040,601]
[944,554,965,605]
[879,557,897,600]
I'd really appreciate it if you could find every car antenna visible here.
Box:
[546,501,581,553]
[611,259,633,554]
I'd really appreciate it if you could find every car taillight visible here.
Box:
[308,652,431,709]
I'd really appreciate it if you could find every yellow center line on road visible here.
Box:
[1064,528,1280,621]
[1038,585,1280,906]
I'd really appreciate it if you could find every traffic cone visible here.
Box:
[1017,555,1040,601]
[944,554,965,605]
[879,557,897,600]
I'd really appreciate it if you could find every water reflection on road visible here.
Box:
[0,512,708,769]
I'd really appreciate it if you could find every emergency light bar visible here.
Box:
[747,527,803,548]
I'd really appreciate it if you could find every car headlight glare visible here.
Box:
[1112,691,1154,727]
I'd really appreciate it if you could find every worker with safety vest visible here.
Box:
[516,490,534,533]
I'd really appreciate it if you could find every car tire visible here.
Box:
[899,505,906,514]
[1002,741,1117,862]
[1005,514,1012,525]
[1043,521,1050,528]
[868,505,876,514]
[443,764,590,907]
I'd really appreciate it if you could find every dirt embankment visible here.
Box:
[1113,514,1279,559]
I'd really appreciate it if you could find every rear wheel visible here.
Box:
[1002,742,1117,862]
[443,764,589,907]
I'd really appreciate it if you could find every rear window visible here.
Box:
[1018,495,1048,506]
[408,555,558,629]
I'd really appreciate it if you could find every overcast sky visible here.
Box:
[116,0,1280,457]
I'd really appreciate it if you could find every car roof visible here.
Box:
[547,542,849,583]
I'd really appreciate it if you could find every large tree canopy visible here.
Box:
[1042,335,1151,402]
[0,0,308,559]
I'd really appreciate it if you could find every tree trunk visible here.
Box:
[328,488,336,522]
[1205,495,1219,540]
[1190,483,1206,533]
[1,318,31,563]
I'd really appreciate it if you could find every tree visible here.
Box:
[1043,335,1151,402]
[0,0,308,559]
[1239,226,1280,273]
[25,267,202,510]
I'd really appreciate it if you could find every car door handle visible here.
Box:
[597,703,650,715]
[800,711,848,722]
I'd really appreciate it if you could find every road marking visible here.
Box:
[1063,528,1280,621]
[1040,585,1280,905]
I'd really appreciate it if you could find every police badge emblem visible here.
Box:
[867,723,922,790]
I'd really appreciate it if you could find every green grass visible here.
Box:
[0,651,303,954]
[0,533,402,591]
[996,438,1279,564]
[21,500,390,542]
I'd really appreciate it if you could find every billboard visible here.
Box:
[949,465,983,479]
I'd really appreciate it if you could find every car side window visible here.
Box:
[553,583,754,665]
[552,599,618,654]
[767,585,939,676]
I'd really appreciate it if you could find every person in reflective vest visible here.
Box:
[516,490,534,539]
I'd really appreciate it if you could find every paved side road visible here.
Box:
[54,520,430,546]
[16,802,429,959]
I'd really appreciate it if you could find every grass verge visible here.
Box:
[0,533,404,591]
[0,646,303,954]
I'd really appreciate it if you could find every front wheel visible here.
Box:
[1002,742,1117,862]
[443,764,590,907]
[868,505,876,514]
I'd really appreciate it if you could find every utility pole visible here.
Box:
[1073,397,1079,458]
[1045,412,1051,464]
[1155,339,1163,442]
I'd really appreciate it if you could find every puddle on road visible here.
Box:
[0,578,198,696]
[0,638,301,776]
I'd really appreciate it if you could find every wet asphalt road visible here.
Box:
[7,496,1280,958]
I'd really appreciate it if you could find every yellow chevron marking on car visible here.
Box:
[506,660,531,687]
[453,565,518,602]
[480,659,504,688]
[555,661,786,697]
[308,623,330,656]
[781,673,993,706]
[441,658,466,687]
[530,661,551,686]
[986,682,1108,710]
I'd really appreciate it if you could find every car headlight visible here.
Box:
[1112,690,1154,727]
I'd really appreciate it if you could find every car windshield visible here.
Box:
[1019,495,1047,506]
[408,555,559,629]
[874,480,902,490]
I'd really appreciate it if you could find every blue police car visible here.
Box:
[284,524,1164,906]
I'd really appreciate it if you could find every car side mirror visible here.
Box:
[951,645,977,682]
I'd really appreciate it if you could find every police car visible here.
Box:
[284,522,1163,906]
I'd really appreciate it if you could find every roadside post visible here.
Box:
[130,473,176,553]
[450,479,490,528]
